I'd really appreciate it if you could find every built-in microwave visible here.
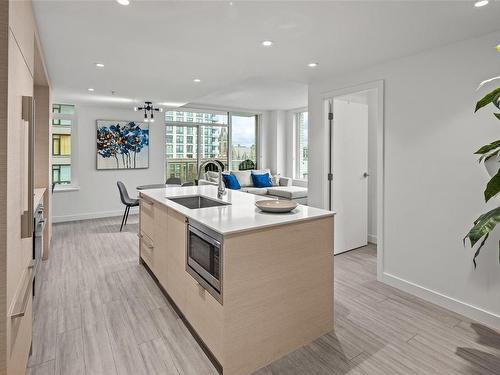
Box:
[186,220,223,304]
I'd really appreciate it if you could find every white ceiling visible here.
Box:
[33,0,500,111]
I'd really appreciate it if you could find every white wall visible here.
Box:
[309,31,500,328]
[52,105,165,222]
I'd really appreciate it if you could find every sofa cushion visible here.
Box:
[231,170,253,187]
[267,186,308,199]
[252,169,271,176]
[251,172,272,188]
[240,187,269,196]
[223,174,241,190]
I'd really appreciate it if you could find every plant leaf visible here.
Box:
[475,88,500,112]
[494,93,500,111]
[479,149,500,162]
[495,113,500,120]
[464,207,500,250]
[474,140,500,154]
[484,169,500,202]
[477,76,500,90]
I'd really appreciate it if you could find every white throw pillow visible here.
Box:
[206,171,219,183]
[271,174,280,186]
[231,170,253,187]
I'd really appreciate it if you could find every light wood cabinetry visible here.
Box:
[139,195,334,375]
[0,1,51,374]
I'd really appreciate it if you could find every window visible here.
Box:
[230,114,257,171]
[52,165,71,184]
[52,134,71,156]
[165,109,257,184]
[52,103,76,185]
[165,125,198,183]
[295,111,308,180]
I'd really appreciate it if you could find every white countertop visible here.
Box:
[140,185,334,235]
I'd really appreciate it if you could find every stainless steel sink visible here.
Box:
[167,195,231,209]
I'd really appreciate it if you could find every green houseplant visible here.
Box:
[464,45,500,267]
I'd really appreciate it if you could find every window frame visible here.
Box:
[164,108,260,183]
[52,104,79,191]
[294,109,308,181]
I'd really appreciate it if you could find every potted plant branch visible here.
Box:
[464,45,500,267]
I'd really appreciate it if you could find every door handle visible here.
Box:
[363,172,370,178]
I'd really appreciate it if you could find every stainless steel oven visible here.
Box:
[186,220,223,303]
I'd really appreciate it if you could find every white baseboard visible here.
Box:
[52,208,139,223]
[381,272,500,331]
[368,234,377,244]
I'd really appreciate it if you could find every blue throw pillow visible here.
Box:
[223,174,241,190]
[251,172,272,188]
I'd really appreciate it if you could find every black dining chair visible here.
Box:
[117,181,139,232]
[166,177,182,185]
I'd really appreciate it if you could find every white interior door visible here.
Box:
[332,98,369,254]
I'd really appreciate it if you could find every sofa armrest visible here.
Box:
[279,177,292,187]
[198,179,218,186]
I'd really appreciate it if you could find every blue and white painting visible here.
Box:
[96,120,149,170]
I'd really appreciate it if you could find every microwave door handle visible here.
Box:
[189,225,221,248]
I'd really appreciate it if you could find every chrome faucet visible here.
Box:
[217,170,226,199]
[197,159,226,199]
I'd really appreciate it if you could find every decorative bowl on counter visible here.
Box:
[255,199,298,213]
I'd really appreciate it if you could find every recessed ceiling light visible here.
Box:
[160,102,187,108]
[193,78,201,83]
[308,62,319,68]
[261,40,273,47]
[474,0,488,7]
[116,0,130,5]
[88,88,95,92]
[95,63,104,68]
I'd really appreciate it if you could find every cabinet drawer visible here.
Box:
[139,232,155,270]
[140,196,155,238]
[8,266,33,374]
[184,276,223,360]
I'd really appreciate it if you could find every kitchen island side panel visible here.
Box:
[222,216,334,375]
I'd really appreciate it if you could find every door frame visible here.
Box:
[321,80,385,280]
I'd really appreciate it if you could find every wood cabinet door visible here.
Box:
[6,30,34,374]
[165,209,188,311]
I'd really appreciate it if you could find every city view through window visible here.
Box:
[166,110,257,183]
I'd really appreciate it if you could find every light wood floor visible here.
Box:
[28,215,500,375]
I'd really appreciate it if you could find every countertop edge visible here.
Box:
[140,189,335,236]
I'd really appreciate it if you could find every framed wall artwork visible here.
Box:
[96,120,149,170]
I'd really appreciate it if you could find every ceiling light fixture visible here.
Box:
[308,62,319,68]
[193,78,201,83]
[88,88,95,92]
[261,40,273,47]
[95,63,104,68]
[474,0,488,7]
[134,101,163,123]
[116,0,130,5]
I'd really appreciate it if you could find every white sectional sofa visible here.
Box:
[198,169,308,205]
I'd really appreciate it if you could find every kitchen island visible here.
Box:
[139,185,334,375]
